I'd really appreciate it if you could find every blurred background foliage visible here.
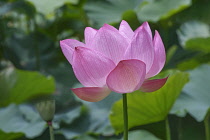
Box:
[0,0,210,139]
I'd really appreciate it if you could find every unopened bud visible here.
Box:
[36,100,55,122]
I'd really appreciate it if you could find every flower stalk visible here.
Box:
[48,121,55,140]
[204,110,210,140]
[36,100,55,140]
[122,94,128,140]
[166,117,171,140]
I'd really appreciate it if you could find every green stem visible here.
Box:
[33,19,40,71]
[178,117,183,140]
[204,110,210,140]
[122,94,128,140]
[166,117,171,140]
[35,36,40,70]
[48,121,55,140]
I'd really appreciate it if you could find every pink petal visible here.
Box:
[103,24,119,31]
[140,77,168,92]
[134,22,152,40]
[71,87,111,102]
[85,27,97,47]
[91,24,129,64]
[119,20,134,41]
[124,27,154,73]
[60,39,85,64]
[146,31,166,78]
[72,47,115,87]
[141,22,152,40]
[106,59,146,93]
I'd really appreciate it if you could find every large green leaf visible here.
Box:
[57,91,121,139]
[123,130,160,140]
[54,106,81,127]
[169,115,205,140]
[172,0,210,25]
[0,1,36,17]
[0,104,46,138]
[110,71,189,133]
[170,92,209,121]
[121,10,141,30]
[0,67,55,107]
[85,0,143,27]
[183,65,210,105]
[131,120,166,139]
[56,109,91,139]
[171,64,210,121]
[75,135,97,140]
[4,31,56,70]
[176,52,210,71]
[26,0,78,16]
[0,96,82,140]
[136,0,191,22]
[185,37,210,53]
[0,130,23,140]
[80,92,121,135]
[177,21,210,47]
[0,101,81,140]
[75,134,121,140]
[175,21,210,70]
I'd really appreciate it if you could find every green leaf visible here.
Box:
[0,130,23,140]
[110,71,189,133]
[177,58,200,71]
[166,45,178,65]
[46,62,78,88]
[0,1,36,17]
[26,0,79,16]
[176,51,210,71]
[177,21,210,47]
[125,130,161,140]
[136,0,191,22]
[80,92,121,135]
[171,64,210,121]
[183,64,210,105]
[170,92,208,120]
[75,134,120,140]
[5,31,56,70]
[0,67,55,107]
[0,104,46,138]
[169,115,206,140]
[121,10,140,30]
[132,120,166,139]
[54,106,81,126]
[75,135,97,140]
[186,37,210,53]
[172,0,210,25]
[58,92,121,139]
[85,0,143,27]
[56,108,90,139]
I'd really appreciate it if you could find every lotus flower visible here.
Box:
[60,20,167,102]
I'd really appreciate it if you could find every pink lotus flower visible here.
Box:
[60,20,167,102]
